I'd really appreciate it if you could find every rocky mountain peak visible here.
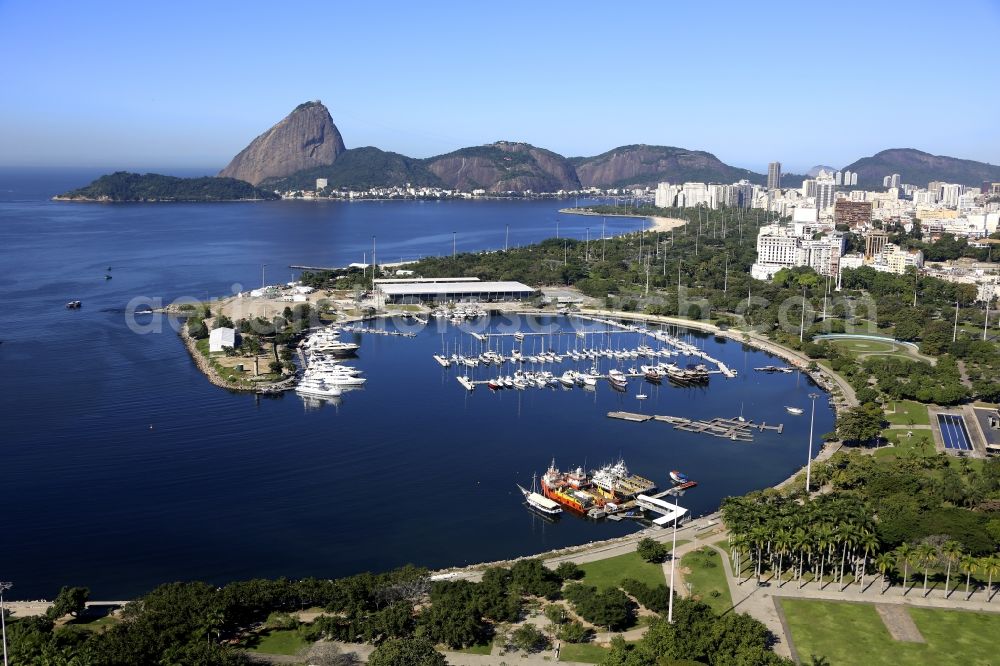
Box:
[218,102,346,185]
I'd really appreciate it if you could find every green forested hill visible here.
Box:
[55,172,279,201]
[259,147,444,191]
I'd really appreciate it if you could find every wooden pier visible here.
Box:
[608,412,783,442]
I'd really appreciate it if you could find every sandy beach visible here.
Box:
[646,215,688,232]
[558,208,688,234]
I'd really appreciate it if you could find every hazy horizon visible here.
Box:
[2,0,998,174]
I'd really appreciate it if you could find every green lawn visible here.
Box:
[246,628,309,655]
[578,546,683,591]
[781,599,1000,666]
[559,641,611,663]
[680,546,732,614]
[876,428,936,459]
[884,400,931,426]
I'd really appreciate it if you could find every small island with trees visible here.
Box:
[53,171,280,202]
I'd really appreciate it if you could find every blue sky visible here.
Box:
[1,0,998,173]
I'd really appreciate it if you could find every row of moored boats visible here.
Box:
[295,327,365,399]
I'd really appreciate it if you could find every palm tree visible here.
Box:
[981,555,1000,602]
[895,543,915,595]
[836,523,858,588]
[960,554,979,600]
[750,526,768,586]
[815,524,835,588]
[855,532,879,591]
[774,528,792,587]
[941,541,963,599]
[874,552,895,594]
[916,543,937,597]
[793,530,811,589]
[730,534,748,582]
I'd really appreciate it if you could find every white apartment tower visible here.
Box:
[815,170,836,211]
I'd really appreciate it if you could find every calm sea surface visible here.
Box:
[0,168,834,599]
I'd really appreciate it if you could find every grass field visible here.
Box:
[827,337,912,360]
[884,400,931,425]
[559,642,611,663]
[578,547,681,591]
[246,628,308,655]
[680,546,732,614]
[876,428,936,459]
[781,599,1000,666]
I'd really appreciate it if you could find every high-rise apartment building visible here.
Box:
[767,162,781,190]
[815,170,836,211]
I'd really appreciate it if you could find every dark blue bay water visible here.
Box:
[0,169,834,599]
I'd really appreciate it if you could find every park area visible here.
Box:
[826,336,915,361]
[780,599,1000,665]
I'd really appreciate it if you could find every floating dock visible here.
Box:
[456,376,475,391]
[609,413,783,442]
[607,411,654,422]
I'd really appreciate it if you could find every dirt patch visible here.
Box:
[875,604,925,643]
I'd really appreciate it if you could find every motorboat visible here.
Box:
[295,377,344,398]
[785,406,804,415]
[669,470,689,485]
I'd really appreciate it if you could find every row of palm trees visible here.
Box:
[882,541,1000,601]
[721,494,1000,602]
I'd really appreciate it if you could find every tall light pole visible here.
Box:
[805,392,819,495]
[371,235,376,292]
[1,581,11,666]
[261,263,267,289]
[799,287,807,342]
[985,296,991,341]
[556,219,560,239]
[667,496,682,623]
[953,300,960,342]
[586,227,590,261]
[452,231,456,260]
[602,218,606,261]
[505,224,509,252]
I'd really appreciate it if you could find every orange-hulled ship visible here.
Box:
[540,460,599,514]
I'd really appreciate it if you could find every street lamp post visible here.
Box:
[452,231,456,260]
[1,581,11,666]
[805,392,819,494]
[667,496,682,623]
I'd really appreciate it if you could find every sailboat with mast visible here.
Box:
[518,473,563,516]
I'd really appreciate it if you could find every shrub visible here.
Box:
[637,538,668,563]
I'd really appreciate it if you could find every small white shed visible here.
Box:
[209,327,236,353]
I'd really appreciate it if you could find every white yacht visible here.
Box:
[295,376,343,398]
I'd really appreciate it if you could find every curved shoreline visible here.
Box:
[558,207,688,233]
[178,303,852,581]
[430,309,853,576]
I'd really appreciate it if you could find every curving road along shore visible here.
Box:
[558,207,688,233]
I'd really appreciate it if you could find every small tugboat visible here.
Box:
[785,406,804,415]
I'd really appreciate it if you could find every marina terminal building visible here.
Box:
[374,277,537,304]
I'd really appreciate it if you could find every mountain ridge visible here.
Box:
[842,148,1000,188]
